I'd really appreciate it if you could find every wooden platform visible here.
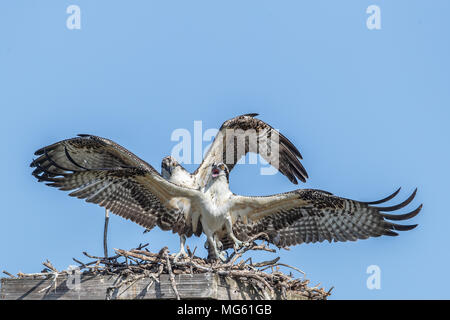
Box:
[0,273,310,300]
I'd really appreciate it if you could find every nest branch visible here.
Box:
[4,241,331,300]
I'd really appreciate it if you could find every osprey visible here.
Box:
[30,115,421,261]
[159,113,308,257]
[30,113,307,258]
[192,163,421,260]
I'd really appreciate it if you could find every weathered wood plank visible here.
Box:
[1,273,309,300]
[1,273,217,300]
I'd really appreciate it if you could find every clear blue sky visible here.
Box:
[0,1,448,299]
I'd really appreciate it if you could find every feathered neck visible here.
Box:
[203,175,230,196]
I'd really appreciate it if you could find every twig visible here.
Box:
[273,263,306,277]
[2,270,16,278]
[11,242,331,300]
[43,260,58,273]
[252,257,280,268]
[38,272,58,293]
[163,248,180,300]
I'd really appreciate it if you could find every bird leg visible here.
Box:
[225,216,247,250]
[173,235,188,261]
[205,231,226,262]
[205,235,226,260]
[215,237,223,252]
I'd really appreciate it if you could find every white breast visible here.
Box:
[199,177,233,232]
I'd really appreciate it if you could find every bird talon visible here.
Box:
[172,250,188,262]
[217,252,227,262]
[233,239,245,250]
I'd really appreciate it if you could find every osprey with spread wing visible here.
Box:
[30,114,421,261]
[158,113,307,257]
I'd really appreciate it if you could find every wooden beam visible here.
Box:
[1,273,310,300]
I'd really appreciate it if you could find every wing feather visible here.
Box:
[224,188,421,249]
[194,114,308,185]
[30,136,203,237]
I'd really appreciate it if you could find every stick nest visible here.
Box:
[3,236,332,300]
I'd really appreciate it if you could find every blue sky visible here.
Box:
[0,1,449,299]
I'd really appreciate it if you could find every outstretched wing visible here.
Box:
[194,113,308,185]
[220,188,422,249]
[30,135,203,237]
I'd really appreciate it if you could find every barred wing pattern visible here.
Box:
[30,135,203,237]
[195,113,308,185]
[222,188,422,249]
